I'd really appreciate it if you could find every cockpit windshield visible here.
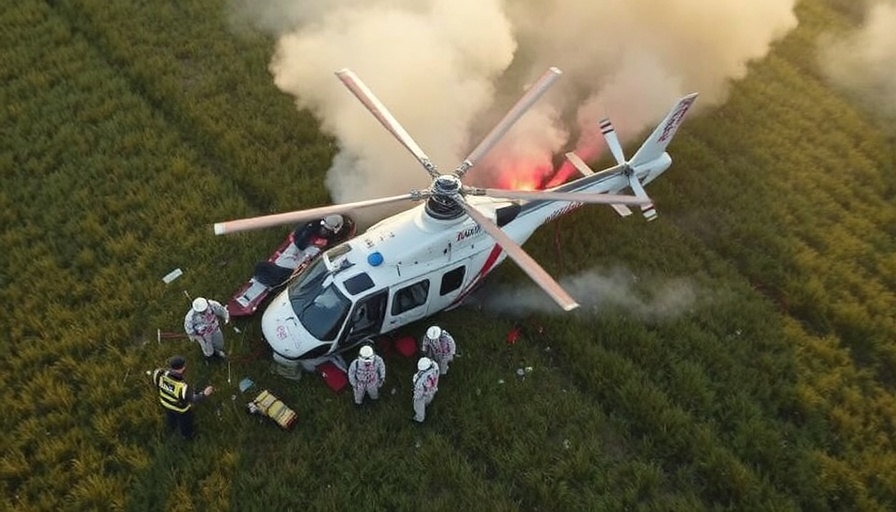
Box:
[287,257,350,341]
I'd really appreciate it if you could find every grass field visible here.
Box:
[2,0,895,510]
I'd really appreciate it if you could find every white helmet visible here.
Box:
[426,326,442,340]
[192,297,209,313]
[322,214,344,232]
[359,345,374,360]
[417,357,433,371]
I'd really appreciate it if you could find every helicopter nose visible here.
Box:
[261,292,303,358]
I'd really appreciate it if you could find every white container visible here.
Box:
[162,268,183,284]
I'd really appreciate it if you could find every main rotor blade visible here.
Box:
[476,188,650,205]
[598,118,626,165]
[457,197,579,311]
[454,67,563,177]
[214,193,421,235]
[335,69,439,178]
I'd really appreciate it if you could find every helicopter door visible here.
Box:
[339,289,388,349]
[386,278,431,327]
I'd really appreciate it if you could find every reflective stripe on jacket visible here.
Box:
[153,369,190,412]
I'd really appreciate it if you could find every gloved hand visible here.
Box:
[224,315,231,325]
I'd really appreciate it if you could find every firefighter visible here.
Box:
[412,357,439,423]
[421,325,456,375]
[290,214,345,261]
[151,355,213,440]
[184,297,229,361]
[348,344,386,406]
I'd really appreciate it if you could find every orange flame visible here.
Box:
[488,138,606,191]
[491,162,552,190]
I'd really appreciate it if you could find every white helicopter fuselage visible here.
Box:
[261,152,672,369]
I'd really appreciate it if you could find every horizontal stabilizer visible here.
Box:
[612,204,633,217]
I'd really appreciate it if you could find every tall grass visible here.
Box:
[2,0,895,510]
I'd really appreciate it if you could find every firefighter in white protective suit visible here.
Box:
[347,345,386,406]
[183,297,230,361]
[421,325,456,375]
[412,357,440,423]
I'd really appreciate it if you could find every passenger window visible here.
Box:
[391,280,430,315]
[440,266,465,295]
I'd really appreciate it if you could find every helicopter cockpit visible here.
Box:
[261,241,391,367]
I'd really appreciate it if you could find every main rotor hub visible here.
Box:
[425,174,464,220]
[432,175,462,195]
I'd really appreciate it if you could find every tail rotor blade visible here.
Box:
[336,69,439,178]
[627,176,657,221]
[457,197,579,311]
[214,193,423,235]
[454,67,563,177]
[599,118,626,165]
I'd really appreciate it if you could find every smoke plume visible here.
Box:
[480,267,697,320]
[231,0,798,211]
[819,1,896,123]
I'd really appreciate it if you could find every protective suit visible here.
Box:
[183,297,229,359]
[421,326,456,375]
[412,357,440,423]
[348,345,386,405]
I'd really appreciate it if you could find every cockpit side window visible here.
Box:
[391,279,430,315]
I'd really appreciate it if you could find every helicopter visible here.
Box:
[214,66,698,371]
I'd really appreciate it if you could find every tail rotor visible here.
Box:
[565,93,698,222]
[598,117,657,221]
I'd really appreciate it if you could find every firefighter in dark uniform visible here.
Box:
[151,355,214,440]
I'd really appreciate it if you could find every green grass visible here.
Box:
[2,0,896,510]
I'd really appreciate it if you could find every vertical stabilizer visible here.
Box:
[629,93,698,168]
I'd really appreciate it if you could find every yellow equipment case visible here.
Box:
[248,389,297,430]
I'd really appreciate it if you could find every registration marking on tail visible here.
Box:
[659,95,697,142]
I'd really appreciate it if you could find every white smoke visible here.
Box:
[480,267,697,320]
[819,1,896,123]
[231,0,799,209]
